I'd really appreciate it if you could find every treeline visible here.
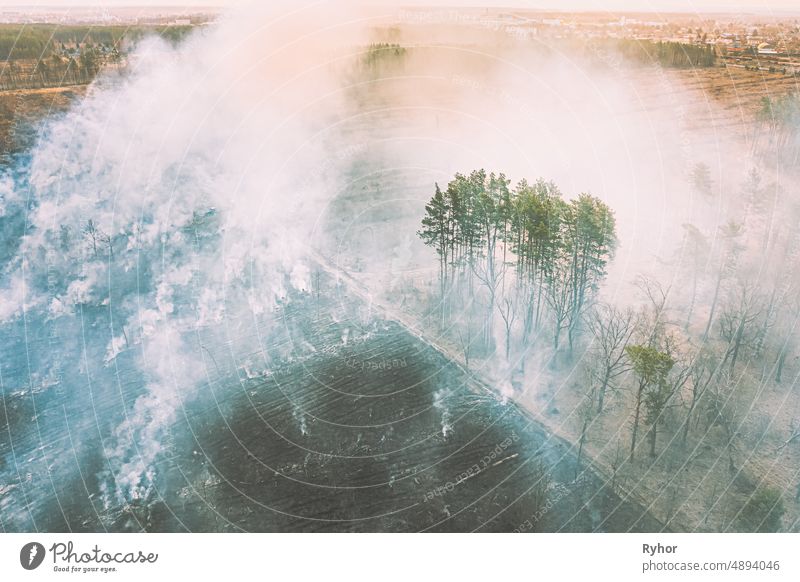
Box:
[363,43,406,63]
[594,39,717,68]
[0,24,131,59]
[0,50,110,91]
[0,25,197,91]
[360,42,407,73]
[418,170,616,360]
[0,24,194,61]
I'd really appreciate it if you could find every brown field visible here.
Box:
[0,85,86,157]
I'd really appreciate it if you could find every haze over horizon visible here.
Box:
[0,0,799,16]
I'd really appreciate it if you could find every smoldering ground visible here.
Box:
[0,1,375,525]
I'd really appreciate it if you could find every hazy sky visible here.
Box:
[0,1,798,14]
[0,0,800,13]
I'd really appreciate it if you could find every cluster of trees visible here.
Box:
[352,43,408,83]
[418,170,617,362]
[604,39,717,68]
[578,278,790,531]
[579,285,689,467]
[573,164,800,531]
[363,43,406,65]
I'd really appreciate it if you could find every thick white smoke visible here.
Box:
[0,1,376,507]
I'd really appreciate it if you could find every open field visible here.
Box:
[0,85,85,157]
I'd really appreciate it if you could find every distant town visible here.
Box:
[2,6,800,84]
[399,8,800,73]
[0,5,218,26]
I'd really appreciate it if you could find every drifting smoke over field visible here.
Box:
[1,1,798,532]
[0,2,373,514]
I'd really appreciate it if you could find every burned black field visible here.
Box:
[5,274,663,531]
[0,275,663,533]
[154,290,667,532]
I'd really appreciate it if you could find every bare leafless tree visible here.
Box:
[584,302,637,413]
[718,281,762,375]
[497,294,519,360]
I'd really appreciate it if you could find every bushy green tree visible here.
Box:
[625,344,674,460]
